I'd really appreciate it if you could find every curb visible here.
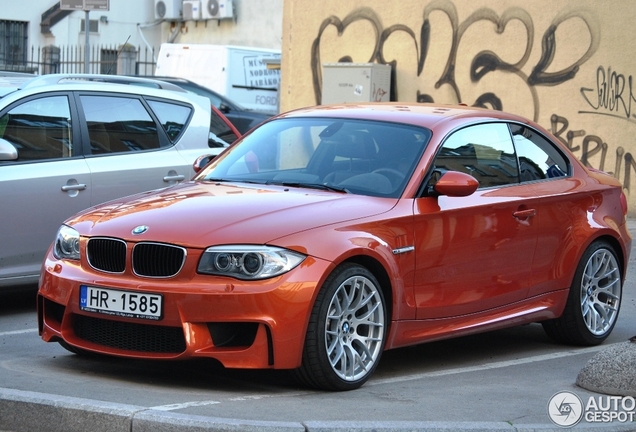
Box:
[2,387,636,432]
[0,388,303,432]
[576,342,636,397]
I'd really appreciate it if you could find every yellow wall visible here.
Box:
[281,0,636,211]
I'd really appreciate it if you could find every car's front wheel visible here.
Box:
[542,240,622,345]
[295,263,387,391]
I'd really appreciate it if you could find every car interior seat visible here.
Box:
[323,130,377,184]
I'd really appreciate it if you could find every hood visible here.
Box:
[68,181,397,248]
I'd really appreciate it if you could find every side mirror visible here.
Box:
[193,154,216,173]
[208,131,229,149]
[0,138,18,161]
[433,170,479,197]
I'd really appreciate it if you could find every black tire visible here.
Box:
[542,240,622,345]
[294,263,387,391]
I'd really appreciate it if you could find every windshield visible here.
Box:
[195,117,430,198]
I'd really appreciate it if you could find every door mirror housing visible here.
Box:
[0,138,18,161]
[193,154,217,173]
[432,170,479,197]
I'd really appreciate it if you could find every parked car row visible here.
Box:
[0,73,239,288]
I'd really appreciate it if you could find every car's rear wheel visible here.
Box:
[542,240,622,345]
[295,263,386,391]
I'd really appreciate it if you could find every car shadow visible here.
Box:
[42,322,559,393]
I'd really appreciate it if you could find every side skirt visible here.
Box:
[385,290,569,350]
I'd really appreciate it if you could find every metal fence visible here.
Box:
[0,44,157,76]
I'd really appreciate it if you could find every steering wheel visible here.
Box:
[372,168,405,188]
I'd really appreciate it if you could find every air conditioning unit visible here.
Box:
[183,0,201,20]
[155,0,182,20]
[201,0,234,20]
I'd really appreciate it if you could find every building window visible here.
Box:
[80,19,99,33]
[100,49,118,75]
[0,20,28,68]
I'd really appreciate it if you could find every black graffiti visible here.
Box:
[310,7,385,106]
[311,2,599,122]
[528,8,600,87]
[550,114,585,153]
[580,66,636,121]
[551,114,632,190]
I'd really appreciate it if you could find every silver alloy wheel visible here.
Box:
[580,248,621,336]
[324,275,385,382]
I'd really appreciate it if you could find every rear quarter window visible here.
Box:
[510,124,569,181]
[147,99,192,142]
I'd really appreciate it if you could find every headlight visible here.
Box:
[198,245,305,280]
[53,225,80,260]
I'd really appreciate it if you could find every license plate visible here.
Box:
[80,285,162,320]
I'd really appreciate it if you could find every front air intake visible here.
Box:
[74,314,186,353]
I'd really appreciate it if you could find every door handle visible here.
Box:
[513,208,536,219]
[163,174,185,183]
[61,184,87,191]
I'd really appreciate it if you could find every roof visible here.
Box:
[277,102,520,130]
[17,74,187,93]
[0,72,37,97]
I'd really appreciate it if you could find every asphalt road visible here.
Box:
[1,223,636,431]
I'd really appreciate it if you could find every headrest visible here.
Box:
[334,131,376,159]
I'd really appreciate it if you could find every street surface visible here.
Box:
[1,222,636,430]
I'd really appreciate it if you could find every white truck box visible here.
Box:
[155,43,281,115]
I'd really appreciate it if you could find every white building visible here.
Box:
[0,0,282,74]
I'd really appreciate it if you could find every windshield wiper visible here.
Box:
[206,178,350,193]
[205,178,267,185]
[275,182,350,193]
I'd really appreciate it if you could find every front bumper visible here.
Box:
[37,249,331,370]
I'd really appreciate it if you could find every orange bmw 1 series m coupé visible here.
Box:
[38,103,631,391]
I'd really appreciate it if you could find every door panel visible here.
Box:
[414,122,537,319]
[0,159,90,283]
[0,94,90,285]
[414,191,537,319]
[84,149,190,205]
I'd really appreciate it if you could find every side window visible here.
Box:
[436,123,519,188]
[81,95,162,155]
[0,96,73,162]
[147,100,192,142]
[510,124,569,181]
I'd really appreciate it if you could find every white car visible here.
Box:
[0,74,237,288]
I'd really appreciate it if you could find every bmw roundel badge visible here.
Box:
[132,225,149,235]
